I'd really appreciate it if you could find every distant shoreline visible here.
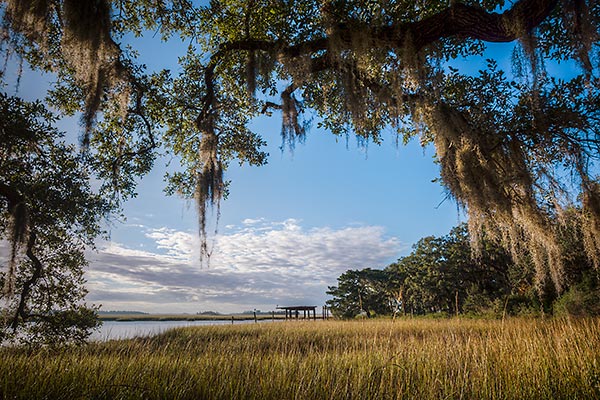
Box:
[98,313,288,322]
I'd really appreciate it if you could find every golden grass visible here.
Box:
[1,318,599,399]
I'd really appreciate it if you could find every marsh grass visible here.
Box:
[1,318,599,399]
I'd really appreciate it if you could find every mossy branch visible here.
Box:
[11,231,43,331]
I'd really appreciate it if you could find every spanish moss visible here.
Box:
[5,202,28,297]
[196,126,223,264]
[4,0,131,146]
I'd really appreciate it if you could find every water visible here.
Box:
[91,319,273,341]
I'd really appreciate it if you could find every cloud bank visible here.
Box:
[84,219,402,313]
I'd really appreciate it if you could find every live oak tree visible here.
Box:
[326,225,518,318]
[1,0,599,298]
[0,93,107,345]
[329,220,600,317]
[386,225,519,315]
[326,268,390,318]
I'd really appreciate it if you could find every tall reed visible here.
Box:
[1,318,599,399]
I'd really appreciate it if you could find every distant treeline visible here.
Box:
[327,223,600,318]
[98,310,287,320]
[98,313,286,322]
[98,311,148,315]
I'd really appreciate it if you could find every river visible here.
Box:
[91,319,276,341]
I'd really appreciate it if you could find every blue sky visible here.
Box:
[4,33,540,314]
[83,103,461,313]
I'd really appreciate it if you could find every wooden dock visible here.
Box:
[276,306,330,320]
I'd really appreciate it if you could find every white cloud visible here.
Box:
[83,219,403,313]
[145,227,196,260]
[241,218,264,225]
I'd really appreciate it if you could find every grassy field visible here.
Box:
[1,318,599,399]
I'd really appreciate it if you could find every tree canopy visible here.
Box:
[0,93,106,345]
[326,268,391,318]
[327,222,600,318]
[1,0,600,298]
